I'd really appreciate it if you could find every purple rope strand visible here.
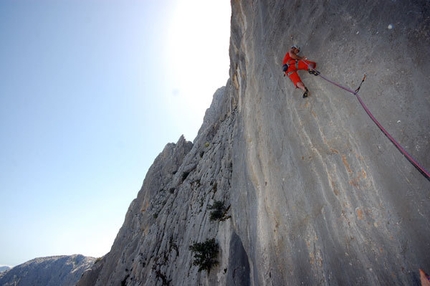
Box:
[354,93,430,179]
[314,70,430,180]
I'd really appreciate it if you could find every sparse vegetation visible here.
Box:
[153,263,171,286]
[208,200,231,221]
[94,257,103,264]
[189,238,219,273]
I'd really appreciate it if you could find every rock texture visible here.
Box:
[78,86,237,285]
[0,255,95,286]
[78,0,430,285]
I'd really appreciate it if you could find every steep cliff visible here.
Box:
[78,0,430,285]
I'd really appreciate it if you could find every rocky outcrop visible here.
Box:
[0,255,95,286]
[78,85,237,285]
[78,0,430,285]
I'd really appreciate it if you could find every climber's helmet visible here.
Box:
[291,45,300,52]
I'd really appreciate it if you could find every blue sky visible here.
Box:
[0,0,230,267]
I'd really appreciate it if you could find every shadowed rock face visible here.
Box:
[79,1,430,285]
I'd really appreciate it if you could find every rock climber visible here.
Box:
[282,45,319,98]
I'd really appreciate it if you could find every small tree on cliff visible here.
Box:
[189,238,219,273]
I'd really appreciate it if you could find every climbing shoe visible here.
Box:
[308,69,320,76]
[303,88,309,98]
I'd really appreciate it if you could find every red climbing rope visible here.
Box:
[315,71,430,180]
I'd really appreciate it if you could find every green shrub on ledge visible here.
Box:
[208,200,231,221]
[189,238,219,273]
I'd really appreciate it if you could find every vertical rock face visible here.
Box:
[79,1,430,285]
[229,0,429,285]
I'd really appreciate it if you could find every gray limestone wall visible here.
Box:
[78,0,430,285]
[229,0,430,285]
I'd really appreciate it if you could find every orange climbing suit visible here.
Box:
[283,52,317,87]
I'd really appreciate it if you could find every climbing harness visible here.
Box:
[283,59,300,76]
[313,69,430,181]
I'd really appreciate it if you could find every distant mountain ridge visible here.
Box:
[0,254,95,286]
[0,266,11,273]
